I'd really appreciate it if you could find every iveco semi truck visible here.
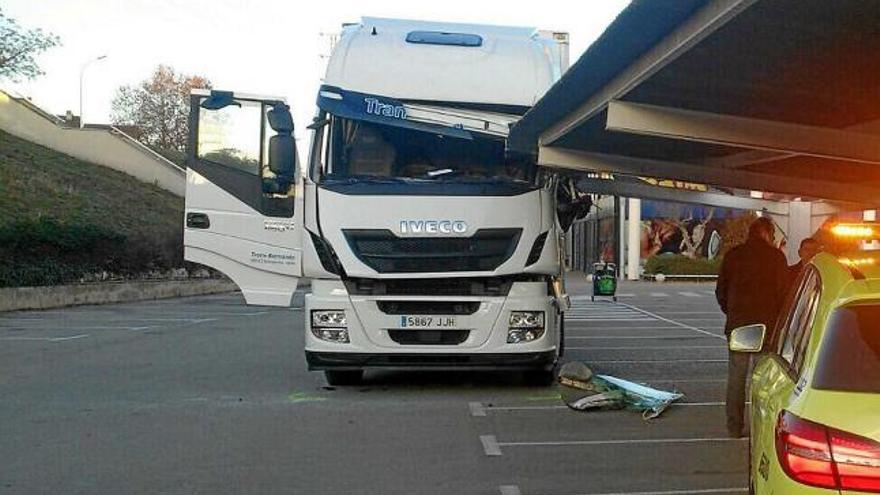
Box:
[184,17,586,385]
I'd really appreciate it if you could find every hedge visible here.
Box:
[0,217,184,287]
[643,254,721,276]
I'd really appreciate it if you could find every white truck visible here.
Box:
[184,17,587,385]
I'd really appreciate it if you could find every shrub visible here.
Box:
[0,217,184,287]
[644,254,721,276]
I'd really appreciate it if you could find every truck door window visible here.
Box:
[197,101,262,175]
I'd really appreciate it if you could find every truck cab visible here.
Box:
[184,18,578,385]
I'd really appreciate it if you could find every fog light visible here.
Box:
[508,311,545,343]
[312,327,350,343]
[311,310,347,328]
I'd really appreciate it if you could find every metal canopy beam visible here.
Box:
[575,177,788,215]
[539,0,756,147]
[606,101,880,164]
[538,146,879,207]
[707,117,880,169]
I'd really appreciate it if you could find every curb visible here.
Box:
[0,279,238,312]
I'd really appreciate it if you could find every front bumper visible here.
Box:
[304,279,559,369]
[306,350,557,371]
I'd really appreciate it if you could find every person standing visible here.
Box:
[715,217,788,438]
[788,237,820,287]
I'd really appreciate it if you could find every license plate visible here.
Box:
[399,315,457,328]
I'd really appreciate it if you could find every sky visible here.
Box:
[4,0,630,139]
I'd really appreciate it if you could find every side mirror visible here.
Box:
[264,103,296,194]
[728,324,767,353]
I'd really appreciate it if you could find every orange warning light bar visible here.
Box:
[831,223,878,239]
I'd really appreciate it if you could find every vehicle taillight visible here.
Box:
[776,410,880,492]
[830,427,880,492]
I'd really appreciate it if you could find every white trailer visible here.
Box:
[184,17,586,385]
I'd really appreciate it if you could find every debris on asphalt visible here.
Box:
[558,361,684,419]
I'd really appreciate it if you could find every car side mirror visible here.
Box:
[728,324,766,353]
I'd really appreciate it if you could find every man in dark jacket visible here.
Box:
[716,217,788,437]
[787,237,820,287]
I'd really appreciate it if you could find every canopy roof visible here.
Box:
[509,0,880,207]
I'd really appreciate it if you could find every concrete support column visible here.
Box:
[786,201,813,264]
[626,197,641,280]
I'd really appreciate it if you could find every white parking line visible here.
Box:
[469,401,487,417]
[499,486,522,495]
[650,292,669,297]
[587,359,727,364]
[0,334,90,342]
[565,335,719,340]
[485,437,745,456]
[566,328,691,333]
[481,402,727,413]
[679,292,703,297]
[573,488,748,495]
[567,345,724,350]
[481,435,502,456]
[620,304,725,341]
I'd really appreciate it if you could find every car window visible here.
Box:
[791,274,821,372]
[813,303,880,393]
[776,270,811,360]
[773,269,808,350]
[778,268,820,369]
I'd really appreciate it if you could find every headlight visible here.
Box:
[311,310,348,343]
[311,310,347,328]
[509,311,544,328]
[508,311,545,344]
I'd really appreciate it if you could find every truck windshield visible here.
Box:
[813,303,880,393]
[320,117,534,184]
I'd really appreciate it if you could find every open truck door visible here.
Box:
[184,90,304,306]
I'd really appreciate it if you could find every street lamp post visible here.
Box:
[79,55,107,129]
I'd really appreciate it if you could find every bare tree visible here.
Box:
[111,65,210,159]
[0,7,60,81]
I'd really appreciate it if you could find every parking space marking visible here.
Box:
[486,437,745,456]
[620,303,725,341]
[499,486,522,495]
[469,401,487,417]
[481,435,502,456]
[0,334,90,342]
[478,401,728,413]
[565,335,719,340]
[586,359,727,364]
[573,487,748,495]
[567,345,724,350]
[566,327,693,332]
[650,292,669,297]
[678,291,703,297]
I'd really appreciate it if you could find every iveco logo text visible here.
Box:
[399,220,468,235]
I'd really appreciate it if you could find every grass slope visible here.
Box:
[0,129,185,286]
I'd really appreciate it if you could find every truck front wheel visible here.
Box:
[324,370,363,386]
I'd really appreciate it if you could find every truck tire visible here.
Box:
[324,370,363,386]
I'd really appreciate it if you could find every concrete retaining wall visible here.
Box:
[0,90,184,196]
[0,279,237,312]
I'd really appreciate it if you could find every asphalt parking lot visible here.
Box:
[0,279,745,495]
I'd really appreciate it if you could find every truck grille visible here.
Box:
[388,330,470,345]
[343,229,521,273]
[377,301,480,315]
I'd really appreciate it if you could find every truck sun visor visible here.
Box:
[316,85,473,140]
